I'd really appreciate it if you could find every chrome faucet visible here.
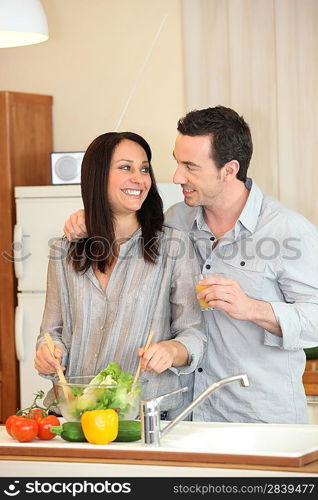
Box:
[141,373,249,446]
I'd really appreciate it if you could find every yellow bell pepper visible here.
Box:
[81,409,118,444]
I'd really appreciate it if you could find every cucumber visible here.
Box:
[50,422,87,442]
[114,420,141,442]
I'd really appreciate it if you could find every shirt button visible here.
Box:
[240,261,246,266]
[210,237,215,241]
[205,264,211,270]
[198,367,203,373]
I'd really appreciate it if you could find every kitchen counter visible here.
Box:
[2,460,317,478]
[1,422,318,477]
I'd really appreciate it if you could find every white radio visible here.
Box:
[51,151,84,184]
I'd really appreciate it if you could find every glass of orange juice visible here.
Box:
[195,272,225,311]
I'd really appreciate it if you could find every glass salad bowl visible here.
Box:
[52,374,148,422]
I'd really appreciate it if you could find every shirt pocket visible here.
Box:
[221,256,266,300]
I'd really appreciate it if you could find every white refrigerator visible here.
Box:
[14,183,183,408]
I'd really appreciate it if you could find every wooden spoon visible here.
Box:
[133,330,154,385]
[44,332,73,402]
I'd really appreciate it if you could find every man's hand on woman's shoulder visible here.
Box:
[64,209,87,241]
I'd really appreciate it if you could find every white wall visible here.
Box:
[0,0,185,182]
[181,0,318,224]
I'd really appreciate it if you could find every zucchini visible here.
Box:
[50,422,87,442]
[114,420,141,442]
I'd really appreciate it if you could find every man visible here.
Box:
[64,106,318,423]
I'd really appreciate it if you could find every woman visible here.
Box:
[35,132,206,418]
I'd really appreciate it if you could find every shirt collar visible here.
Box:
[117,227,142,255]
[192,178,264,235]
[86,228,141,275]
[238,178,264,233]
[194,206,208,231]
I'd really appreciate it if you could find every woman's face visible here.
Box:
[107,139,152,216]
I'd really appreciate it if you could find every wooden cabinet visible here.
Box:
[303,360,318,396]
[0,91,53,422]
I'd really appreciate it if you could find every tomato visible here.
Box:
[5,415,24,437]
[11,417,38,442]
[28,408,47,422]
[37,414,60,440]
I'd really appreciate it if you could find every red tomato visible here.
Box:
[37,415,60,440]
[28,408,47,422]
[11,417,38,442]
[5,415,24,437]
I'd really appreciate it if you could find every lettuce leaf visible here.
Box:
[67,362,139,419]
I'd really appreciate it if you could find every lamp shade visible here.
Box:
[0,0,48,48]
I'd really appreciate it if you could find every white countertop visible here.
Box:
[1,421,318,477]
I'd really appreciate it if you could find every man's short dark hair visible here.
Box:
[177,106,253,182]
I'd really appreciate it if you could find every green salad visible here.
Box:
[64,362,142,419]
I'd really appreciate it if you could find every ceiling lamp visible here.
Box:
[0,0,49,48]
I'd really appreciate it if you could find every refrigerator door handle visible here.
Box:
[13,223,24,279]
[15,305,24,361]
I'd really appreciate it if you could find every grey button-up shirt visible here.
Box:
[37,226,206,417]
[164,179,318,423]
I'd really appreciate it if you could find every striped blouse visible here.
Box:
[37,226,206,417]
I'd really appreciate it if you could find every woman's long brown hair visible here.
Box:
[68,132,164,273]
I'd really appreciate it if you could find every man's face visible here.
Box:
[173,133,224,207]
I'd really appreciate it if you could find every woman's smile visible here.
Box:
[108,139,151,214]
[121,188,143,197]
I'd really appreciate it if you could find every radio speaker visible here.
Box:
[51,151,84,184]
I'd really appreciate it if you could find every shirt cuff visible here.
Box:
[269,301,301,350]
[38,372,56,381]
[168,334,204,375]
[264,329,283,347]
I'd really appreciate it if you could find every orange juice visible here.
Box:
[195,284,210,308]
